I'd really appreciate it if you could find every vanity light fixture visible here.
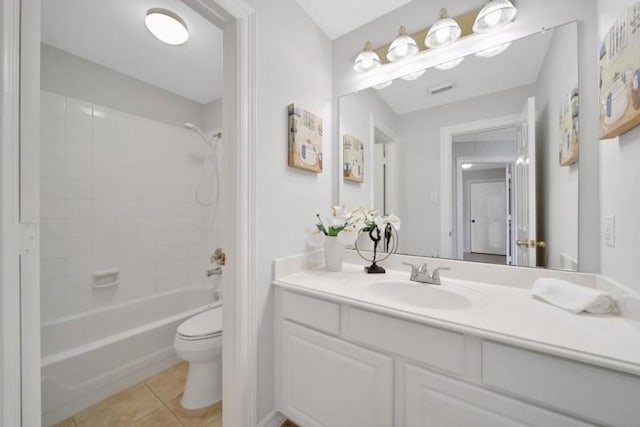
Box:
[461,163,473,169]
[475,41,512,58]
[145,8,189,45]
[425,8,462,49]
[353,41,382,72]
[472,0,518,34]
[401,69,427,81]
[387,26,419,62]
[373,80,394,90]
[434,57,465,71]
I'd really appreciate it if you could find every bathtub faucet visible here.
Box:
[206,267,222,277]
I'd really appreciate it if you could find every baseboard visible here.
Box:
[257,409,287,427]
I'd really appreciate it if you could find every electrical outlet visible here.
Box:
[603,216,615,247]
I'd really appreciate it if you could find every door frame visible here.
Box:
[369,115,399,215]
[440,114,520,258]
[0,0,258,425]
[455,157,513,260]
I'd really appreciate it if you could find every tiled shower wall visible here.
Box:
[40,90,221,322]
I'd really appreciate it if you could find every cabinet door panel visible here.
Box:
[282,321,393,427]
[405,364,592,427]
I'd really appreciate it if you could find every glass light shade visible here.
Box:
[434,57,465,70]
[472,0,518,34]
[353,41,381,72]
[145,9,189,45]
[373,80,393,90]
[425,9,462,48]
[475,41,512,58]
[387,26,419,62]
[401,69,427,81]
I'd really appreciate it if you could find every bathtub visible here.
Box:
[41,285,219,426]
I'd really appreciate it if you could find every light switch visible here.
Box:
[604,216,615,247]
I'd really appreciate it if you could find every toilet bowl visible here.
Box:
[174,304,223,409]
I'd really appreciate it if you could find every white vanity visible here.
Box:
[273,254,640,427]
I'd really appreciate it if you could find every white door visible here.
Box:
[470,182,507,255]
[281,322,394,427]
[515,97,538,267]
[373,142,386,214]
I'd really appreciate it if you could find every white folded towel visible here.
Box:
[531,278,616,314]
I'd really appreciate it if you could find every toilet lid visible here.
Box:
[177,306,223,338]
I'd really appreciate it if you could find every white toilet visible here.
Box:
[174,305,223,409]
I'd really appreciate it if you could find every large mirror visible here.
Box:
[339,21,579,271]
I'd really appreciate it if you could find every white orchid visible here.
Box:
[308,207,366,247]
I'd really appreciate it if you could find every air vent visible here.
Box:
[429,82,455,95]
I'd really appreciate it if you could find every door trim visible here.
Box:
[440,114,520,258]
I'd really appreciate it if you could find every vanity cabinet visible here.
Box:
[274,287,640,427]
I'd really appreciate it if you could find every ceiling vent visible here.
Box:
[429,82,455,95]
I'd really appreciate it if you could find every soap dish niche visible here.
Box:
[93,269,119,289]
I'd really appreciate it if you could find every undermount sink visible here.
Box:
[366,281,473,310]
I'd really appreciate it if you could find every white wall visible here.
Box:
[245,0,334,420]
[41,43,221,130]
[397,85,534,257]
[598,0,640,292]
[534,23,579,270]
[339,89,398,211]
[332,0,601,273]
[39,90,222,321]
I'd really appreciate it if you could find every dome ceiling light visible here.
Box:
[387,26,419,62]
[434,57,465,71]
[353,41,381,72]
[145,8,189,45]
[425,8,462,49]
[472,0,518,34]
[475,41,512,58]
[401,69,427,81]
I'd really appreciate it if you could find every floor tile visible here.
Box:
[207,415,223,427]
[74,383,162,427]
[131,406,183,427]
[145,361,189,403]
[53,417,76,427]
[166,396,222,427]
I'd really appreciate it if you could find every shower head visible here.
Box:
[184,122,223,144]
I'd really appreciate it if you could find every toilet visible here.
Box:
[174,305,223,409]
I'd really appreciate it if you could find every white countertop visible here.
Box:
[274,263,640,376]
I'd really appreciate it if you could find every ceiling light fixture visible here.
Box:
[472,0,518,34]
[373,80,394,90]
[145,8,189,45]
[462,163,473,169]
[425,8,462,49]
[434,57,465,70]
[475,41,512,58]
[401,69,427,81]
[353,41,381,72]
[387,26,419,62]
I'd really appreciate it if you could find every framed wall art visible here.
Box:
[559,88,579,166]
[288,103,323,173]
[343,134,364,183]
[599,1,640,139]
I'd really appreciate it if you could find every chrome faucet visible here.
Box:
[206,267,223,277]
[402,262,450,285]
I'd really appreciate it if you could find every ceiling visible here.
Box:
[375,30,554,115]
[454,127,518,143]
[41,0,223,104]
[294,0,417,40]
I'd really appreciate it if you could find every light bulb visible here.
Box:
[353,41,381,72]
[387,26,419,62]
[145,9,189,45]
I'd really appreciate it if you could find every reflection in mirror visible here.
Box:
[339,22,579,271]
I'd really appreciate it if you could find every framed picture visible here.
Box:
[343,134,364,183]
[559,88,579,166]
[599,1,640,139]
[288,103,323,173]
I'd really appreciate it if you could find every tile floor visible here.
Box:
[54,362,222,427]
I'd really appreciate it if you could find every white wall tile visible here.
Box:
[41,278,67,302]
[66,179,93,199]
[42,259,67,281]
[41,178,65,199]
[41,198,65,218]
[66,160,93,180]
[41,157,66,179]
[66,99,93,126]
[41,137,66,159]
[41,219,66,240]
[66,238,92,258]
[41,90,66,120]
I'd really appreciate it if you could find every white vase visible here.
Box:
[323,236,344,272]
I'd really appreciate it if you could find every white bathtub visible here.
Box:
[41,286,218,426]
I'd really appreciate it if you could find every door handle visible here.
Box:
[517,240,546,248]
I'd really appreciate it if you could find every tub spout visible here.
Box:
[206,267,222,277]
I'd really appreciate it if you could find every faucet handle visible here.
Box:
[402,262,419,279]
[431,267,450,281]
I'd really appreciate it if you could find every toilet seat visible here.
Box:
[177,306,223,341]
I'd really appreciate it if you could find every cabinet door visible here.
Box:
[404,364,593,427]
[282,321,393,427]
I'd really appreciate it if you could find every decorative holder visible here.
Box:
[354,224,399,274]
